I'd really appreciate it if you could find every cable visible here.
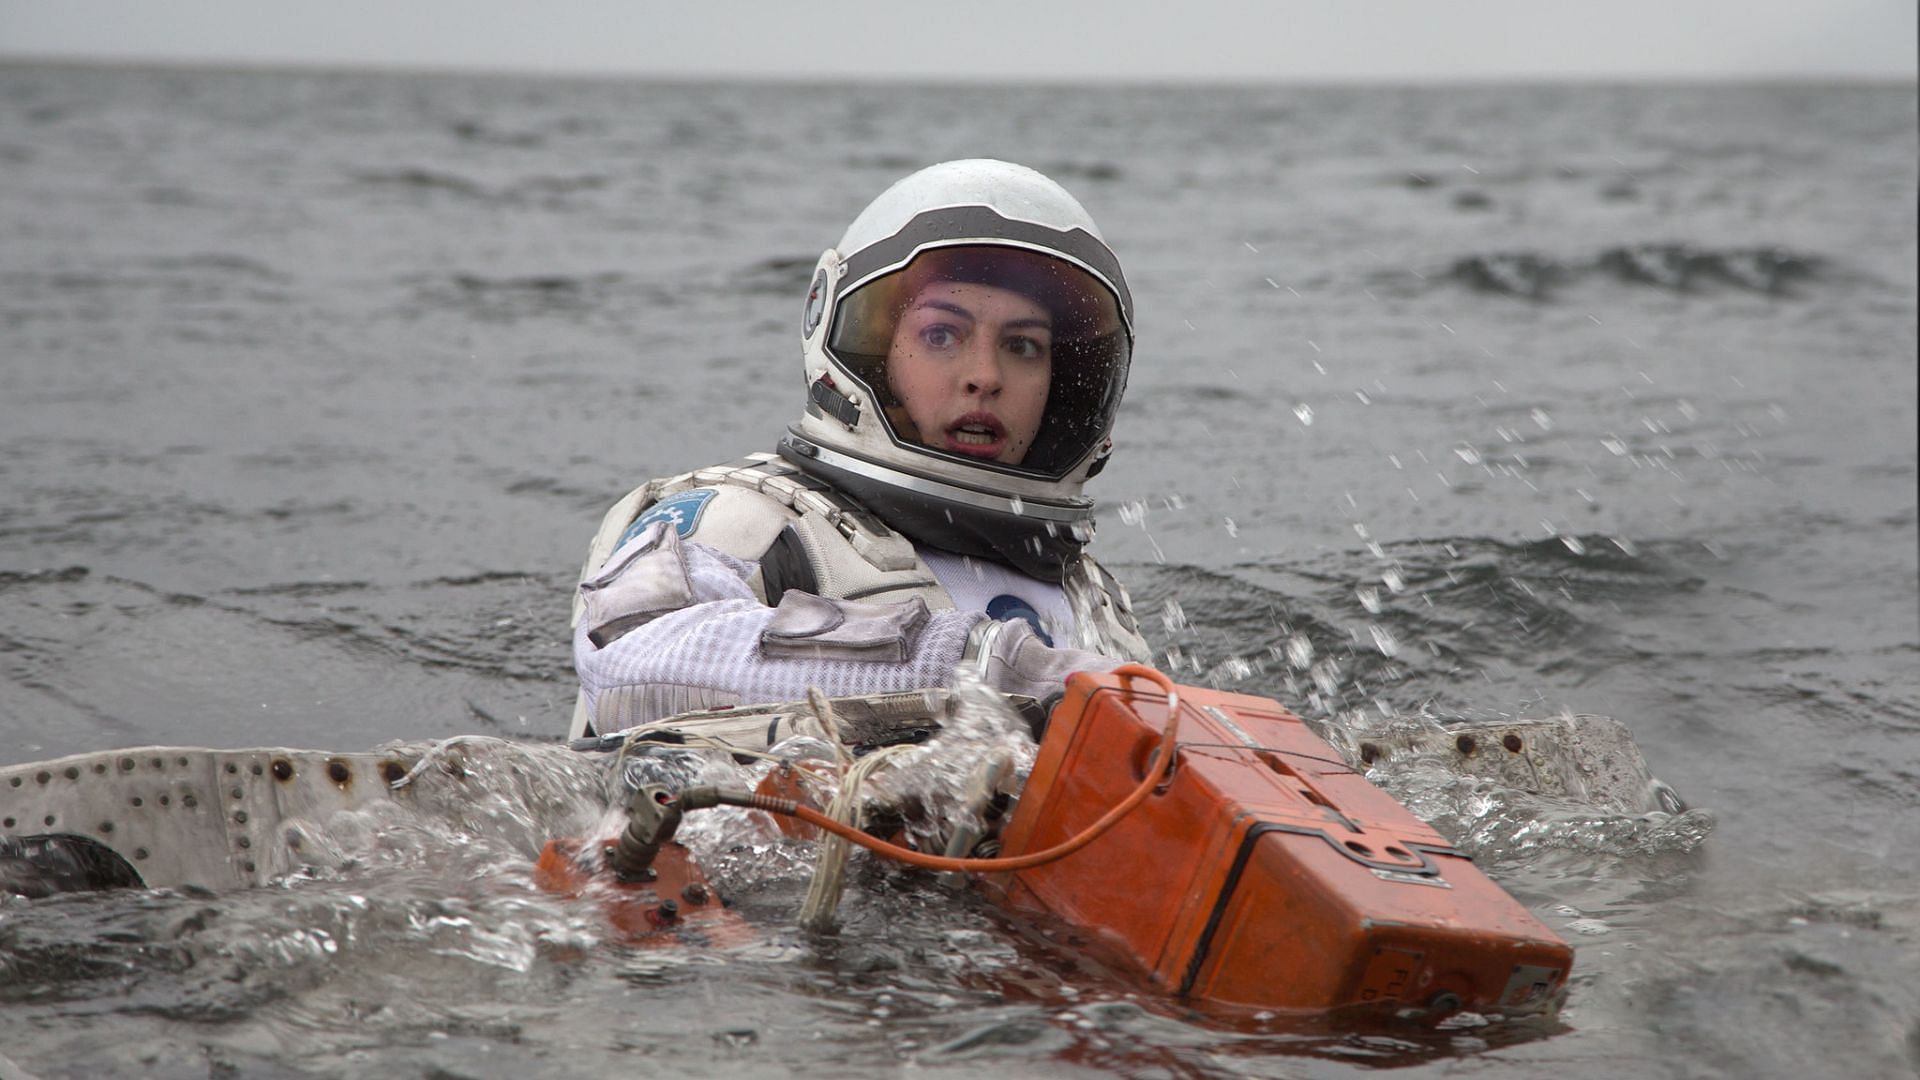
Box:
[675,664,1181,874]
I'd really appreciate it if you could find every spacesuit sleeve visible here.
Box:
[573,521,988,733]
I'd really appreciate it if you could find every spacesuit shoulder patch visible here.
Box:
[622,488,717,544]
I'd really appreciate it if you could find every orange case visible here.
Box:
[984,672,1572,1018]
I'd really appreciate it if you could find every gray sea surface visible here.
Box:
[1,65,1916,1078]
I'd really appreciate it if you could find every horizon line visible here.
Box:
[4,52,1913,90]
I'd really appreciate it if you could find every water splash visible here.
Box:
[861,672,1038,856]
[1376,760,1715,865]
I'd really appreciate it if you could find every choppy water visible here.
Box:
[1,65,1915,1078]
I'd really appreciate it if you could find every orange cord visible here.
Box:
[737,664,1180,874]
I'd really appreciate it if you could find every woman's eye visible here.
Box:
[921,325,959,349]
[1005,335,1050,360]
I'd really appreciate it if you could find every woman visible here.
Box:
[568,160,1149,740]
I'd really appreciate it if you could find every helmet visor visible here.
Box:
[826,245,1131,479]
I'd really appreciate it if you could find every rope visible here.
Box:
[798,689,911,931]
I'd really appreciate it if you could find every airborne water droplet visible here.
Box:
[1383,568,1406,594]
[1531,408,1554,431]
[1310,658,1342,697]
[1369,624,1399,658]
[1601,435,1628,456]
[1453,443,1483,465]
[1223,517,1239,538]
[1009,495,1024,516]
[1357,586,1382,613]
[1160,598,1189,634]
[1285,633,1314,670]
[1293,403,1315,426]
[1561,535,1587,555]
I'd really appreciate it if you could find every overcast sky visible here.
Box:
[1,0,1914,83]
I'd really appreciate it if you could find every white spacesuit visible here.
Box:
[569,160,1151,740]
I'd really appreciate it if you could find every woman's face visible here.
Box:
[885,279,1052,464]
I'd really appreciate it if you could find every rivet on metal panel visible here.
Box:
[327,761,351,785]
[1455,735,1476,755]
[381,761,407,785]
[271,760,293,781]
[1502,734,1523,753]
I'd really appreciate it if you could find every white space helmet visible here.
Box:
[779,160,1134,581]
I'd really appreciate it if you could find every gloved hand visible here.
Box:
[960,615,1124,703]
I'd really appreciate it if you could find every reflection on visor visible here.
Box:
[827,246,1131,478]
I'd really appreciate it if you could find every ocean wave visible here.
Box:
[731,255,816,297]
[449,118,544,148]
[1441,244,1823,299]
[351,167,610,206]
[1126,535,1699,714]
[410,271,633,321]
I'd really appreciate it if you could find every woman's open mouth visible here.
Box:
[943,413,1006,458]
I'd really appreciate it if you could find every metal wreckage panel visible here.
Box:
[0,739,610,892]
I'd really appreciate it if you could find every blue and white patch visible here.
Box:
[986,594,1054,647]
[621,488,718,545]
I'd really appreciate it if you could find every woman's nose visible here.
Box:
[961,340,1002,394]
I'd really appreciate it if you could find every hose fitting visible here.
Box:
[608,784,683,881]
